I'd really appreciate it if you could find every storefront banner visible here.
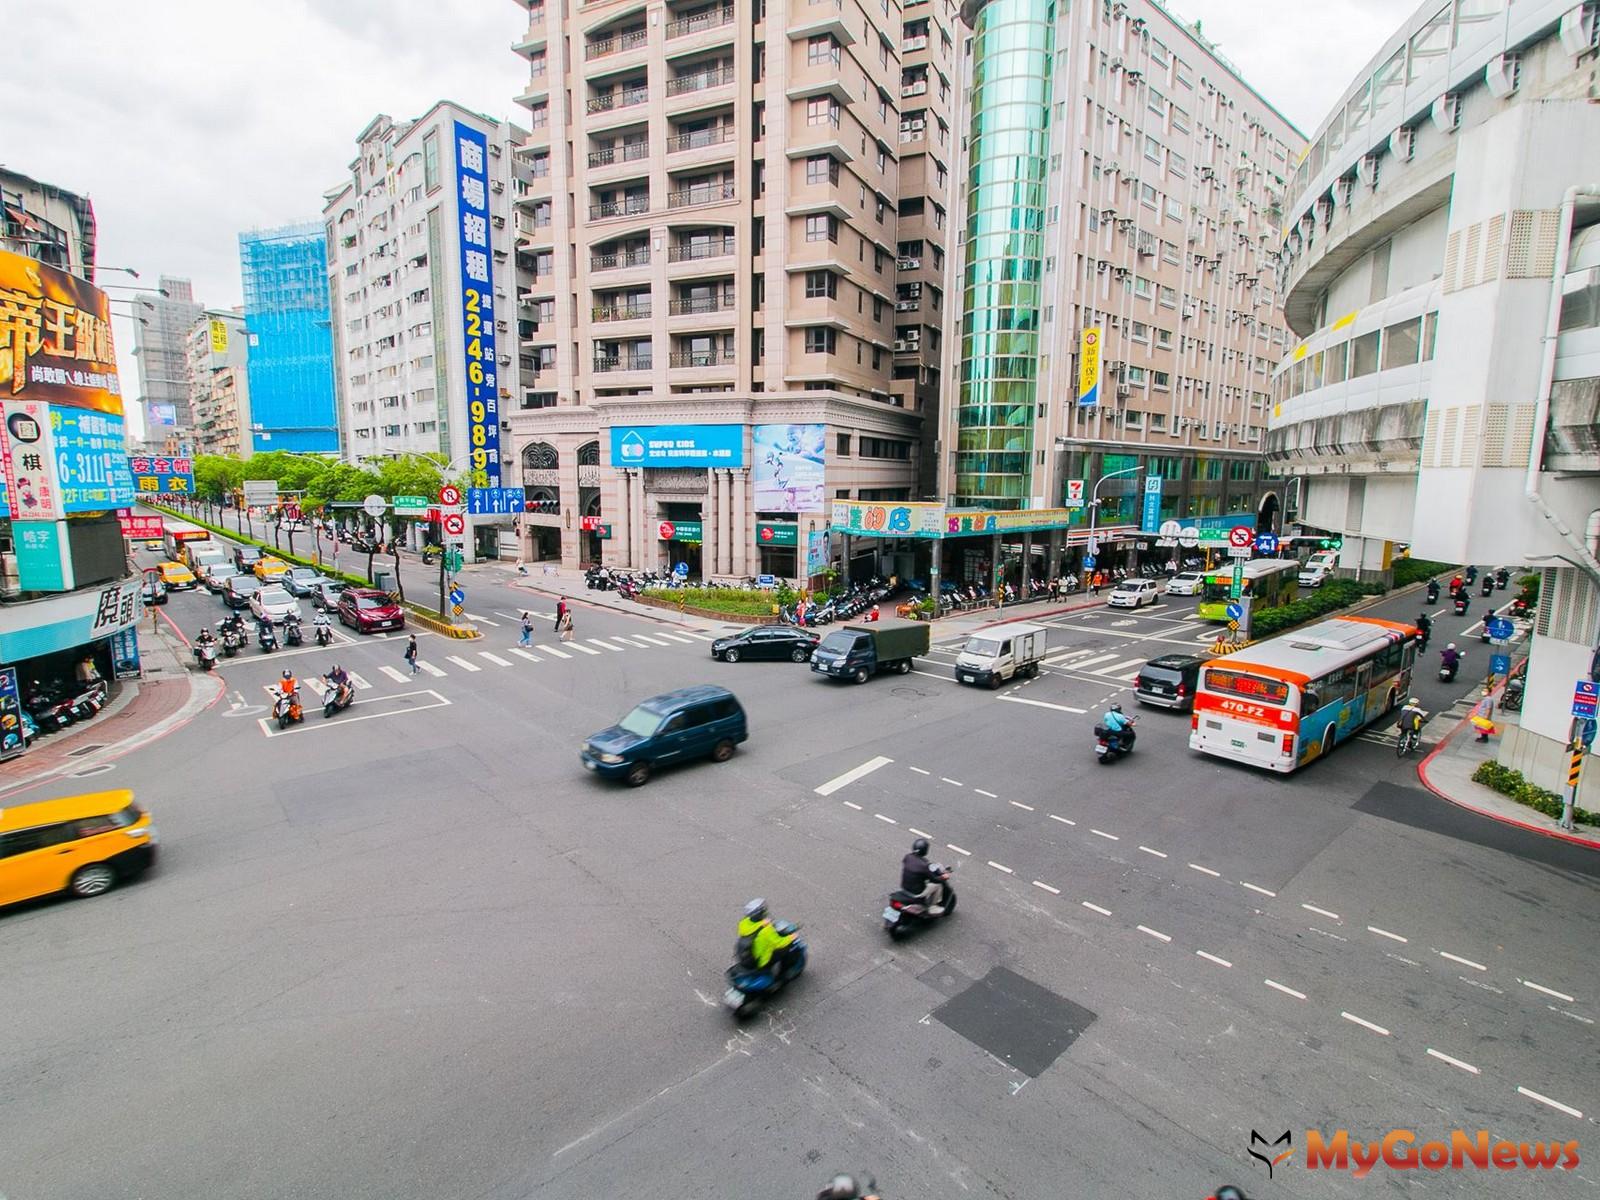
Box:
[118,512,164,540]
[128,455,194,495]
[0,666,25,759]
[945,507,1082,536]
[0,248,123,414]
[752,423,825,510]
[111,626,142,679]
[453,120,502,486]
[1140,476,1163,533]
[54,405,136,512]
[1078,326,1102,408]
[806,529,829,575]
[13,519,71,591]
[657,519,702,543]
[0,576,142,664]
[755,521,797,547]
[611,424,745,468]
[1,398,62,519]
[830,500,945,539]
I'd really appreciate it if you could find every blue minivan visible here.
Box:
[581,685,748,787]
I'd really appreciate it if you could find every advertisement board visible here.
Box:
[610,424,744,469]
[830,500,945,539]
[453,120,502,486]
[209,319,230,353]
[806,529,829,575]
[129,455,195,495]
[1077,326,1101,408]
[118,512,164,540]
[752,423,825,511]
[54,406,136,511]
[13,519,69,590]
[755,521,797,547]
[1,399,62,519]
[0,248,123,414]
[0,667,25,759]
[1140,475,1163,533]
[945,507,1080,535]
[657,519,703,543]
[147,402,177,426]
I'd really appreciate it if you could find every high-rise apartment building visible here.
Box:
[504,0,961,576]
[323,105,529,492]
[926,0,1301,588]
[239,222,338,454]
[132,276,203,454]
[187,309,252,459]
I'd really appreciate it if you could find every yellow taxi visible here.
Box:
[143,536,165,551]
[156,560,197,589]
[0,790,157,907]
[254,556,290,581]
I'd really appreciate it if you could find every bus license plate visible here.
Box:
[1231,738,1246,748]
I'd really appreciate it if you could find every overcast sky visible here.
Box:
[3,0,1398,438]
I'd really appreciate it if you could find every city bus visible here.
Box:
[1196,558,1299,621]
[161,520,209,561]
[1189,615,1419,772]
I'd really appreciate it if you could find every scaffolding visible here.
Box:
[238,222,336,453]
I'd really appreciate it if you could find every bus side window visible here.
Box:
[1302,687,1322,712]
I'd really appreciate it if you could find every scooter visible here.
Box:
[1465,566,1478,585]
[1425,580,1440,604]
[194,640,219,672]
[218,622,244,657]
[1093,716,1138,765]
[313,617,333,646]
[322,677,355,719]
[273,689,303,730]
[1480,610,1496,642]
[1496,568,1510,590]
[1439,655,1461,682]
[883,862,958,940]
[258,622,279,653]
[724,922,807,1019]
[284,615,304,647]
[1481,577,1494,598]
[1453,595,1470,616]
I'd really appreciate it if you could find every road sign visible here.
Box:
[757,573,776,587]
[1156,519,1182,546]
[1230,564,1244,599]
[442,513,466,538]
[1178,526,1199,549]
[1065,479,1086,508]
[1225,602,1243,621]
[439,484,462,506]
[1485,616,1514,641]
[451,603,464,617]
[449,586,465,606]
[1227,525,1254,550]
[1573,680,1599,719]
[1255,532,1279,555]
[1227,619,1239,632]
[392,494,428,510]
[242,479,279,505]
[674,561,689,578]
[1082,553,1096,569]
[361,493,387,518]
[1490,653,1510,676]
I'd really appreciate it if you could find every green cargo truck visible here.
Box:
[809,618,931,684]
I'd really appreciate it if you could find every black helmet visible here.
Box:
[1109,701,1123,714]
[912,837,929,857]
[281,669,293,680]
[743,897,767,921]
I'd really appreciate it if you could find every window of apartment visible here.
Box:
[1349,329,1380,378]
[1158,285,1177,308]
[1195,457,1224,481]
[1148,455,1183,480]
[805,214,838,243]
[1156,327,1173,348]
[808,33,840,65]
[1382,317,1421,369]
[1152,369,1170,389]
[1161,241,1179,265]
[805,270,837,298]
[804,327,836,353]
[1140,182,1158,209]
[873,296,884,321]
[1168,151,1186,177]
[806,155,839,186]
[1228,459,1255,481]
[1127,365,1147,384]
[1087,205,1099,232]
[1420,311,1438,359]
[1132,276,1153,299]
[1149,412,1168,432]
[877,144,889,172]
[423,131,440,192]
[836,433,852,456]
[858,435,911,460]
[1143,134,1163,165]
[1131,321,1149,342]
[1165,196,1182,221]
[807,97,840,126]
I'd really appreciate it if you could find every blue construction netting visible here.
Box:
[238,222,337,453]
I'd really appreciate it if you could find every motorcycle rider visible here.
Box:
[1440,642,1462,679]
[901,837,946,915]
[1415,612,1433,650]
[312,607,333,644]
[276,669,302,722]
[1100,701,1135,751]
[735,898,797,980]
[195,626,217,650]
[325,662,353,708]
[1396,696,1426,739]
[1426,578,1440,603]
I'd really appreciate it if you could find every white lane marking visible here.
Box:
[1090,829,1119,841]
[1188,863,1221,877]
[1301,903,1341,921]
[1241,882,1276,897]
[1069,653,1123,671]
[1368,925,1409,943]
[468,613,501,626]
[908,827,931,838]
[379,665,409,682]
[348,672,373,689]
[418,660,447,677]
[1196,951,1233,968]
[940,777,963,787]
[613,636,653,648]
[909,767,931,775]
[257,689,451,737]
[633,634,675,647]
[1041,648,1098,665]
[1048,814,1076,826]
[1264,979,1307,1000]
[1516,1087,1583,1119]
[1440,951,1487,972]
[480,652,513,667]
[296,678,327,699]
[566,641,602,655]
[1137,925,1172,943]
[1138,845,1168,858]
[1426,1048,1481,1075]
[975,788,998,798]
[910,669,959,683]
[535,644,572,659]
[997,695,1088,714]
[1522,979,1576,1003]
[946,844,972,856]
[842,801,862,811]
[445,655,481,672]
[509,648,541,663]
[1341,1011,1391,1037]
[814,755,894,797]
[1009,800,1034,812]
[587,638,625,651]
[654,632,697,644]
[874,813,897,825]
[988,861,1014,874]
[679,630,719,641]
[1081,901,1112,916]
[1032,880,1060,895]
[1101,657,1147,676]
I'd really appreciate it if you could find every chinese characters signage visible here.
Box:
[1,399,61,519]
[0,248,122,414]
[453,120,501,486]
[54,406,135,511]
[1078,325,1101,408]
[118,512,165,540]
[128,455,194,495]
[829,500,946,540]
[609,424,745,468]
[13,519,68,590]
[209,319,229,353]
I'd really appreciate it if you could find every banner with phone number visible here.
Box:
[453,120,501,486]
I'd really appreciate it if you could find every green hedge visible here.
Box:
[641,586,777,616]
[1472,761,1596,827]
[1249,579,1385,639]
[1392,558,1456,588]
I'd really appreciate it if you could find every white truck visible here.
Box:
[954,623,1047,688]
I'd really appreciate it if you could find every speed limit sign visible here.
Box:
[439,484,462,506]
[443,512,466,537]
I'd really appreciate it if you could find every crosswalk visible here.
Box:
[924,642,1147,683]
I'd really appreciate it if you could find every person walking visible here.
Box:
[404,634,420,676]
[554,596,569,632]
[519,611,534,647]
[558,608,575,643]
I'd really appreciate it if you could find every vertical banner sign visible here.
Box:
[1,399,63,519]
[453,121,501,487]
[1077,326,1102,408]
[209,319,229,353]
[0,666,25,760]
[1140,475,1163,533]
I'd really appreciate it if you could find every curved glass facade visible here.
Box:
[954,0,1054,508]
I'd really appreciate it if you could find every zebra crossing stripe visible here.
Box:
[446,655,481,672]
[1065,653,1122,671]
[348,672,373,689]
[587,638,625,651]
[536,644,572,659]
[418,660,447,677]
[655,632,696,644]
[379,665,409,682]
[566,641,602,655]
[509,647,541,663]
[479,652,513,667]
[632,634,674,647]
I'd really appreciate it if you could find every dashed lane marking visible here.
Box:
[974,788,998,798]
[1009,800,1034,812]
[446,655,481,672]
[535,644,571,660]
[1048,814,1076,826]
[1301,903,1341,921]
[814,756,894,797]
[1264,979,1307,1000]
[988,861,1014,874]
[1138,846,1168,859]
[1196,951,1233,968]
[1137,925,1172,943]
[1426,1048,1480,1075]
[1368,925,1409,943]
[874,813,897,825]
[908,827,931,838]
[946,844,972,856]
[509,648,541,663]
[842,801,862,811]
[1241,882,1276,897]
[1516,1087,1583,1119]
[1440,951,1487,972]
[909,767,931,775]
[1342,1011,1391,1037]
[1090,828,1119,841]
[1032,880,1060,895]
[996,696,1089,714]
[479,652,513,667]
[1188,863,1221,877]
[940,777,963,787]
[1081,901,1112,916]
[1522,980,1576,1003]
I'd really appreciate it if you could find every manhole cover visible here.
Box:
[66,743,107,758]
[69,763,115,778]
[932,966,1096,1078]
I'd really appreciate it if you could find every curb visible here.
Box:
[406,609,482,639]
[1416,701,1600,851]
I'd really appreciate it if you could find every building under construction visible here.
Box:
[238,221,337,453]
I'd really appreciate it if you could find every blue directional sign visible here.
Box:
[1574,680,1599,720]
[1490,653,1510,677]
[1225,602,1243,621]
[449,586,465,607]
[756,573,775,587]
[1486,616,1514,641]
[673,561,689,578]
[1254,532,1279,555]
[1082,553,1096,569]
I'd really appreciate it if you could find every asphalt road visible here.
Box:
[3,555,1595,1200]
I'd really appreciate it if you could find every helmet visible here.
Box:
[281,670,293,680]
[1109,702,1123,714]
[818,1175,875,1200]
[1447,642,1457,650]
[743,897,767,921]
[912,837,930,857]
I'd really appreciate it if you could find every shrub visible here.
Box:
[641,586,776,616]
[1472,761,1596,827]
[1247,579,1380,639]
[1392,558,1456,589]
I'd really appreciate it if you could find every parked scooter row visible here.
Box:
[22,676,109,736]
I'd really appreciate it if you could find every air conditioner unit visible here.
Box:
[1356,153,1380,188]
[1109,56,1125,73]
[1117,217,1134,232]
[1559,2,1597,55]
[1104,360,1124,376]
[1200,167,1217,182]
[1113,266,1131,279]
[1108,314,1122,327]
[1126,68,1143,82]
[1095,260,1111,274]
[1430,92,1462,133]
[1390,125,1417,162]
[1116,385,1132,400]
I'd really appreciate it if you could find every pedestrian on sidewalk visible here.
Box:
[405,634,421,676]
[519,611,534,647]
[558,609,575,643]
[1091,571,1103,595]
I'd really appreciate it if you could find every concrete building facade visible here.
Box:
[132,276,202,455]
[187,309,252,459]
[503,0,961,577]
[1,167,96,280]
[1265,0,1600,801]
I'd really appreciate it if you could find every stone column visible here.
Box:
[702,470,718,582]
[731,471,748,578]
[613,471,631,568]
[632,469,648,569]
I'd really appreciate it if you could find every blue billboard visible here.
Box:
[466,486,526,515]
[1140,475,1163,533]
[453,121,501,487]
[54,406,136,512]
[609,424,745,469]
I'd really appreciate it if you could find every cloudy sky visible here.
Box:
[3,0,1397,437]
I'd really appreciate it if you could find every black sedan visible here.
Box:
[221,575,263,610]
[711,626,819,664]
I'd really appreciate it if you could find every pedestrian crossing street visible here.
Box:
[925,641,1149,683]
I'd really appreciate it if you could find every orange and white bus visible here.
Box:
[161,520,209,561]
[1189,615,1419,773]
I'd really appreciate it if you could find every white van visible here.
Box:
[954,623,1047,688]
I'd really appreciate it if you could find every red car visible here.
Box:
[337,587,405,633]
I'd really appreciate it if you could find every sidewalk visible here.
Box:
[1417,692,1600,850]
[0,609,224,800]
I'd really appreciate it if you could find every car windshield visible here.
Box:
[617,704,664,737]
[290,568,316,579]
[232,578,260,592]
[260,588,292,605]
[964,637,1003,656]
[354,595,389,610]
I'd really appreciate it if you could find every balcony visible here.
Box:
[902,34,927,51]
[668,236,735,262]
[667,181,735,209]
[591,247,652,270]
[895,298,919,312]
[668,296,733,316]
[665,66,735,96]
[589,195,651,220]
[665,6,734,39]
[587,86,649,115]
[593,354,654,372]
[901,80,928,99]
[586,27,648,59]
[592,302,653,321]
[670,348,735,367]
[896,256,921,271]
[588,141,650,168]
[665,127,735,154]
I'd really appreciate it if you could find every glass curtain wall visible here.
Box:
[954,0,1055,508]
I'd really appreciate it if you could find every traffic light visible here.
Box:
[1319,536,1343,550]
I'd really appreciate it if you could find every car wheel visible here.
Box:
[724,648,741,664]
[853,667,870,685]
[624,762,651,787]
[70,863,116,898]
[897,660,912,675]
[711,738,735,763]
[790,647,808,663]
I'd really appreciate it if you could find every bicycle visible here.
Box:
[1396,725,1421,757]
